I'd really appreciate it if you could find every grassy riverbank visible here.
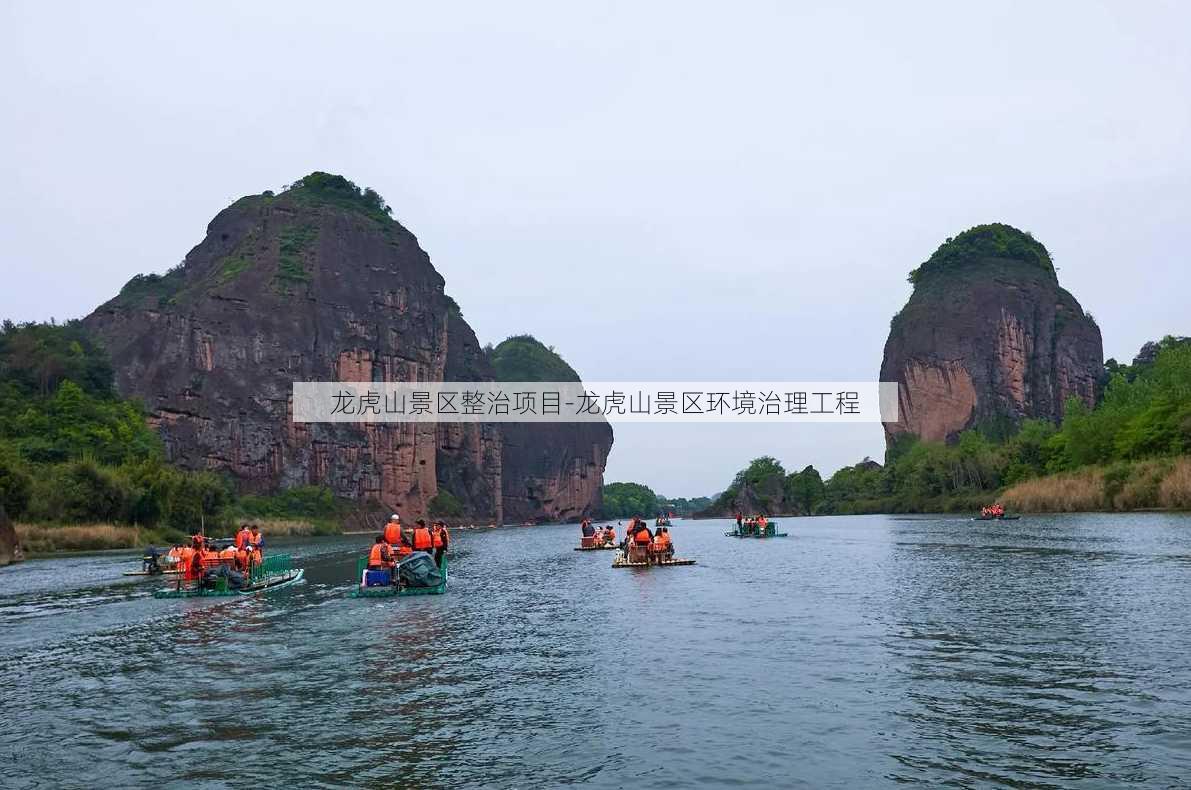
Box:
[1002,457,1191,513]
[16,517,342,555]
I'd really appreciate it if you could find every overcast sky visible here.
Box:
[3,2,1189,496]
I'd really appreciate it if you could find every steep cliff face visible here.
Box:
[490,335,612,523]
[84,173,502,522]
[881,224,1103,449]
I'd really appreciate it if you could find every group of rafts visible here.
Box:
[576,517,696,567]
[140,514,450,600]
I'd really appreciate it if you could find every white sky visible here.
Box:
[2,1,1188,497]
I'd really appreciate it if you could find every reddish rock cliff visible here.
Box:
[488,335,612,522]
[83,174,507,520]
[881,224,1103,449]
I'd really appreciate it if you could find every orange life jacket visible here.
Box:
[368,543,390,566]
[384,523,402,545]
[431,527,444,548]
[413,527,432,550]
[394,543,412,557]
[634,527,652,545]
[235,528,250,549]
[249,530,262,547]
[607,529,616,542]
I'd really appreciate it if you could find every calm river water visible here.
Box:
[2,514,1190,788]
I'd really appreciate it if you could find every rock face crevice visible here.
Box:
[83,176,609,523]
[881,225,1103,449]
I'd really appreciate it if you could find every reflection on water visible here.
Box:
[1,514,1190,788]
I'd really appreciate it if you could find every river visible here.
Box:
[2,514,1190,788]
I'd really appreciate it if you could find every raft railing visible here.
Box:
[251,554,292,582]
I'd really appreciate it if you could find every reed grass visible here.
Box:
[16,523,143,553]
[1158,457,1191,510]
[1002,457,1191,512]
[231,518,325,537]
[1002,469,1104,512]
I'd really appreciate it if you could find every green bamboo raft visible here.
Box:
[725,523,788,538]
[349,556,448,598]
[153,555,303,598]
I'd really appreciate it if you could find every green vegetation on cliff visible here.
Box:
[829,339,1191,513]
[699,339,1190,514]
[0,321,348,546]
[703,457,825,516]
[908,223,1055,286]
[488,335,581,382]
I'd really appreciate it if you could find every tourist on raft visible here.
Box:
[652,527,673,561]
[367,536,395,571]
[631,518,654,553]
[431,520,450,568]
[412,519,434,554]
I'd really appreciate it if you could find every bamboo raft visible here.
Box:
[573,544,617,551]
[612,548,695,568]
[725,530,789,538]
[350,556,448,598]
[726,521,787,538]
[153,555,303,598]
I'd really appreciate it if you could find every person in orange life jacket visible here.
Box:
[581,519,595,538]
[250,544,263,570]
[412,519,433,552]
[383,514,402,546]
[248,524,264,552]
[604,525,616,545]
[367,536,395,569]
[178,544,197,580]
[633,520,654,545]
[235,523,251,550]
[431,521,449,568]
[235,544,250,572]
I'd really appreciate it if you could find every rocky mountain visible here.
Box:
[881,224,1103,449]
[489,335,612,523]
[83,173,608,523]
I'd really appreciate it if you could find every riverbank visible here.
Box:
[1002,457,1191,512]
[14,517,342,556]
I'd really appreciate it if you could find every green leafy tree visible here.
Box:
[784,465,825,515]
[601,482,659,519]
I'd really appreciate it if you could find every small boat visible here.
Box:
[612,547,695,568]
[153,555,303,598]
[726,521,787,538]
[350,555,448,598]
